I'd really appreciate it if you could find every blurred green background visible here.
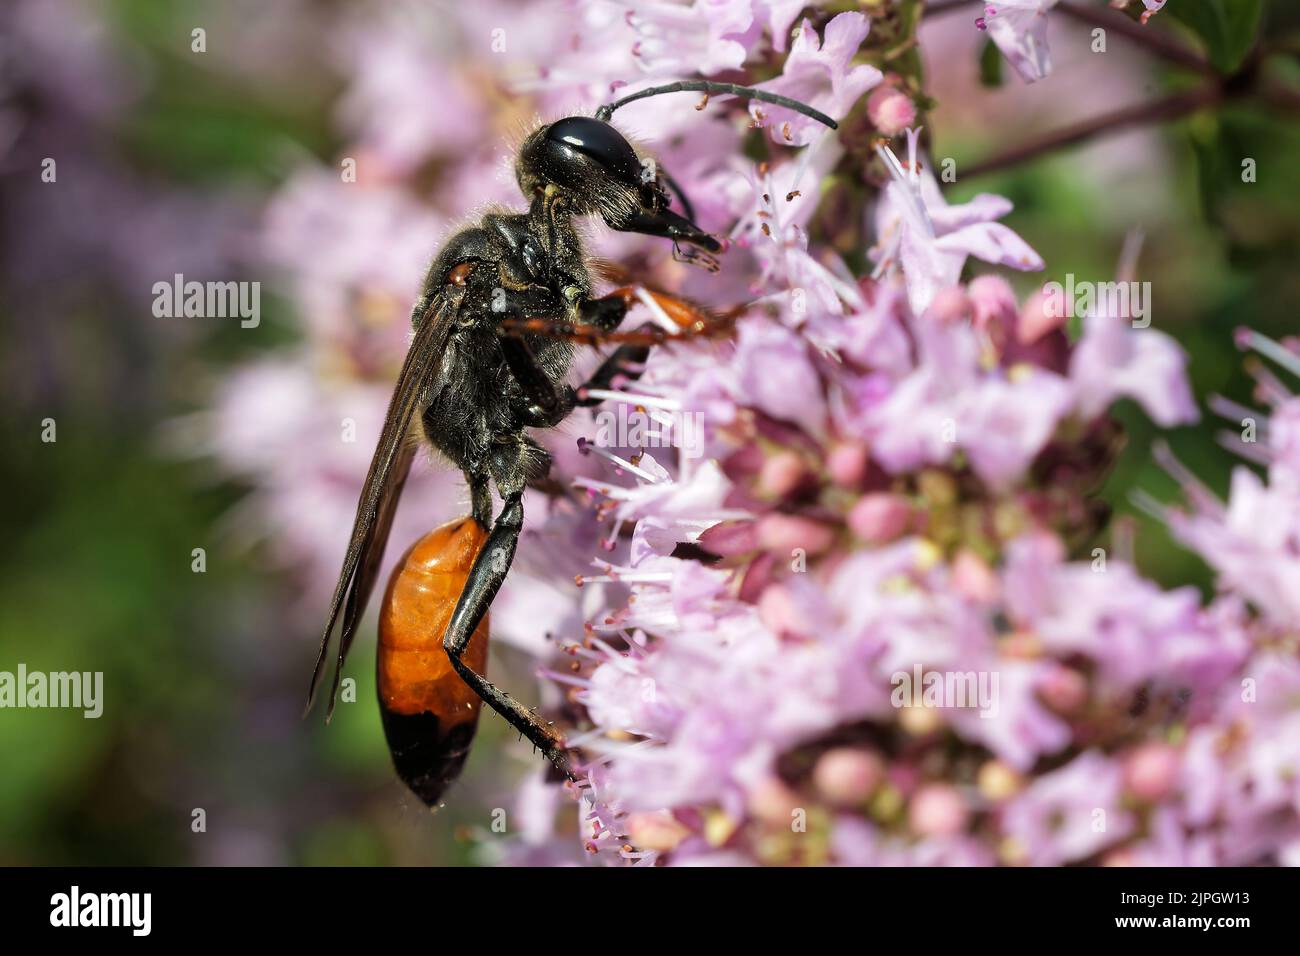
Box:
[1,0,1297,864]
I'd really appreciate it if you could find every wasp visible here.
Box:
[306,81,837,805]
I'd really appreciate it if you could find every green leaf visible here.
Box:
[979,37,1004,88]
[1169,0,1263,73]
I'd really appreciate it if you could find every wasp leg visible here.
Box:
[578,289,635,331]
[501,287,650,426]
[575,290,672,404]
[468,472,493,528]
[503,289,700,422]
[499,335,576,428]
[445,451,576,781]
[575,342,651,407]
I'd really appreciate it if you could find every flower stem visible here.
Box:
[961,85,1221,179]
[922,0,978,14]
[1056,1,1214,76]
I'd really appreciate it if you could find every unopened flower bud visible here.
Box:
[928,285,971,324]
[626,811,692,852]
[848,492,912,543]
[1037,663,1088,713]
[758,584,807,637]
[1125,742,1180,802]
[698,520,758,557]
[747,776,802,827]
[909,783,968,837]
[828,441,869,488]
[952,548,1000,603]
[757,450,807,498]
[967,274,1017,342]
[867,86,917,136]
[1018,286,1068,344]
[813,748,884,806]
[977,759,1024,801]
[899,704,943,735]
[757,512,835,554]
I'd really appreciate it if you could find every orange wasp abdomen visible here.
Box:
[377,516,489,805]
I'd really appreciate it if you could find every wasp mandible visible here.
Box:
[306,81,838,805]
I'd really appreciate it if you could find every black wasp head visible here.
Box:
[517,116,721,257]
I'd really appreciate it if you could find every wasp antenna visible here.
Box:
[595,81,838,131]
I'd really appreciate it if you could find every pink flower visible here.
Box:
[198,361,460,614]
[1111,0,1168,25]
[749,13,882,146]
[1002,752,1134,865]
[1140,0,1168,23]
[1227,331,1300,489]
[949,662,1072,770]
[1003,535,1248,693]
[261,167,439,350]
[863,315,982,473]
[961,368,1073,488]
[333,23,485,176]
[861,312,1071,487]
[731,319,828,438]
[741,136,855,321]
[757,0,813,52]
[1069,311,1199,427]
[982,0,1060,84]
[626,0,757,76]
[872,130,1043,316]
[1270,397,1300,487]
[1165,465,1300,628]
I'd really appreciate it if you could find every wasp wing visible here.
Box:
[307,292,456,720]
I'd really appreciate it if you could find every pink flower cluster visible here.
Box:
[501,286,1300,866]
[199,2,1299,866]
[506,262,1300,866]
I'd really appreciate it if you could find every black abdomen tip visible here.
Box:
[379,705,478,806]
